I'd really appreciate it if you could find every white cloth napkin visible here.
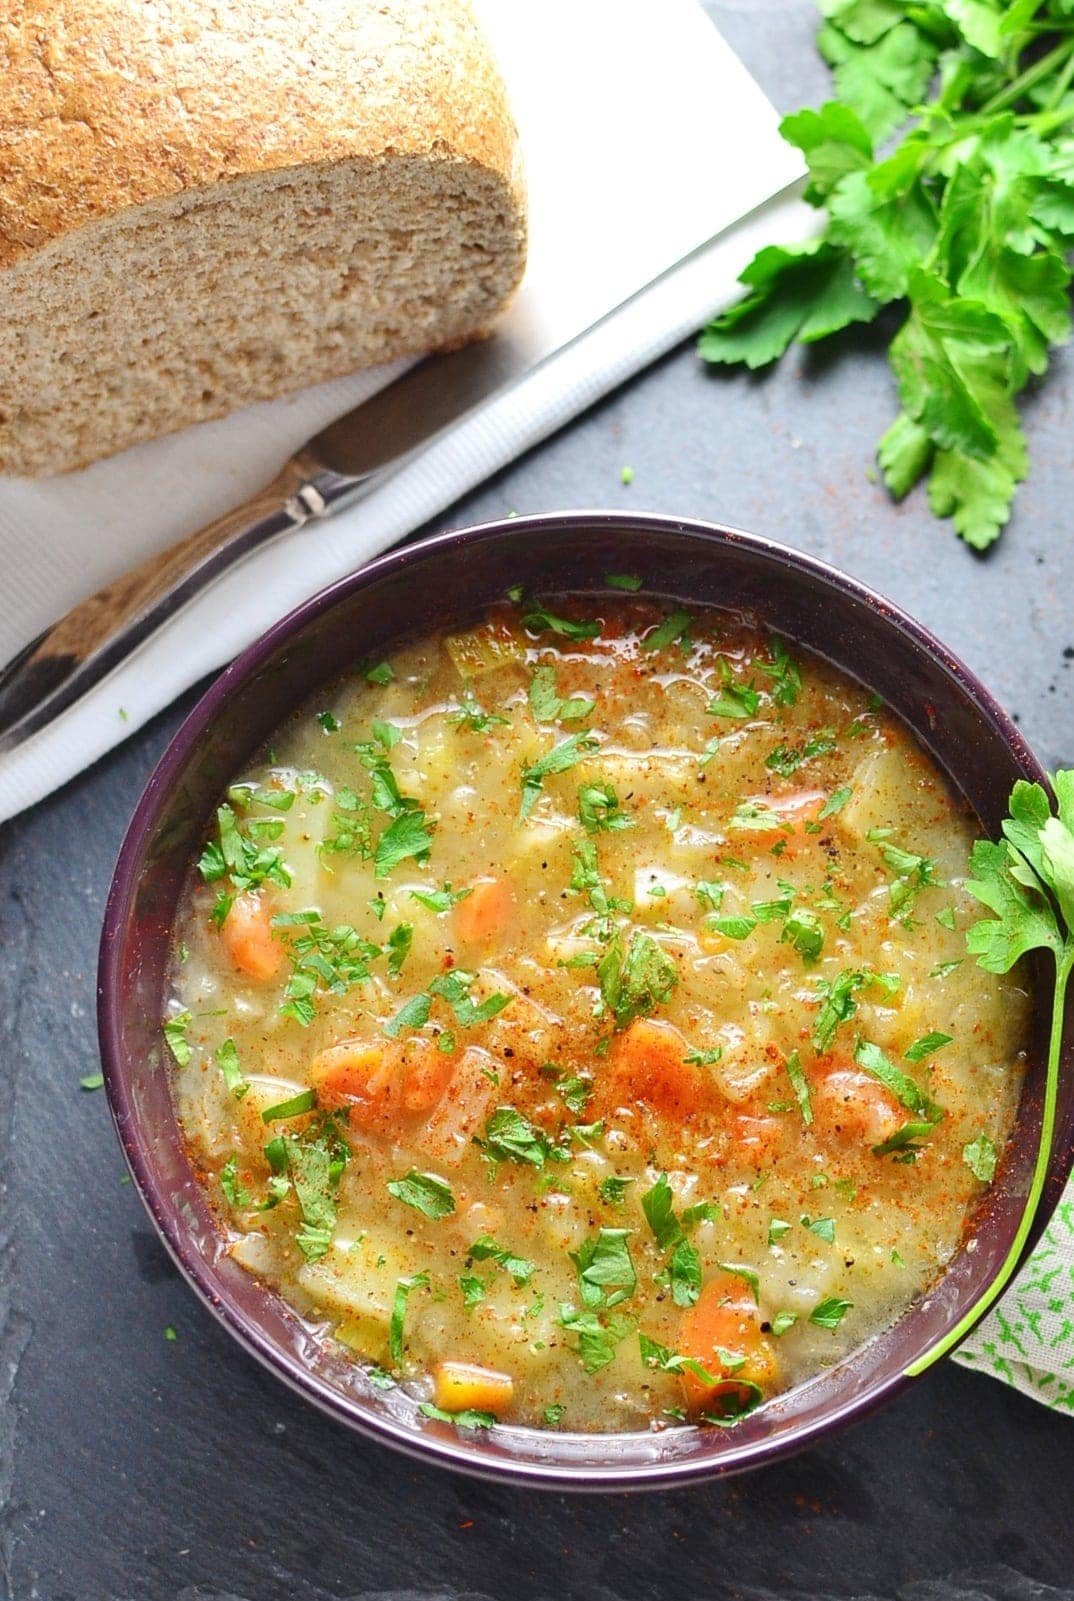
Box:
[0,0,813,821]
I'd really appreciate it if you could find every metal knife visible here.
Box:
[0,205,781,754]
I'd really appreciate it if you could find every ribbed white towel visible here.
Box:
[0,0,811,822]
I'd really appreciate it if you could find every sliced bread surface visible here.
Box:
[0,0,527,475]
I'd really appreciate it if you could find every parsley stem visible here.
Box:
[979,37,1074,116]
[904,944,1072,1377]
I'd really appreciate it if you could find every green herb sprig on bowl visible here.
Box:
[700,3,1074,549]
[905,770,1074,1373]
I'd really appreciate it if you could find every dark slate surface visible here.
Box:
[3,4,1074,1597]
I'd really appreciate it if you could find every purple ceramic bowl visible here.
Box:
[98,511,1074,1490]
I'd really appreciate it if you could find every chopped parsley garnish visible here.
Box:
[197,802,292,922]
[365,661,393,685]
[163,1011,193,1067]
[716,1263,760,1304]
[765,730,835,776]
[604,573,642,591]
[317,711,340,733]
[707,660,761,720]
[543,1403,566,1425]
[768,1218,791,1245]
[854,1039,944,1126]
[904,1031,953,1063]
[771,1310,798,1337]
[528,664,594,723]
[386,1169,456,1220]
[271,910,381,1025]
[389,1271,429,1365]
[261,1089,316,1123]
[809,1297,852,1331]
[558,1304,633,1373]
[519,733,600,820]
[597,929,678,1028]
[267,1115,349,1262]
[419,1402,496,1429]
[468,1235,535,1285]
[784,1049,813,1125]
[79,1073,105,1091]
[811,968,897,1054]
[215,1038,247,1100]
[374,808,435,879]
[410,882,472,913]
[598,1175,633,1207]
[571,1228,637,1309]
[782,906,825,962]
[386,923,413,975]
[695,880,725,912]
[641,1174,707,1307]
[522,604,600,641]
[578,782,632,833]
[428,969,511,1027]
[963,1135,998,1184]
[709,915,756,941]
[758,637,802,707]
[480,1106,556,1168]
[801,1215,836,1244]
[451,689,510,733]
[384,992,433,1038]
[819,785,853,819]
[642,608,691,652]
[459,1275,487,1309]
[638,1332,716,1388]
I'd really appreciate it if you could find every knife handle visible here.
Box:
[0,448,358,754]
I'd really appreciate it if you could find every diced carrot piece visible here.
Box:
[308,1040,400,1130]
[811,1060,903,1146]
[402,1037,457,1113]
[735,790,826,853]
[606,1018,707,1121]
[221,892,282,981]
[454,876,513,946]
[433,1361,515,1417]
[677,1273,778,1412]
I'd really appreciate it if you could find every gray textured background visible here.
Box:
[3,3,1073,1598]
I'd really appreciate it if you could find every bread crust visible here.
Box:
[0,0,524,271]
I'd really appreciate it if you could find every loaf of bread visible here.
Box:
[0,1,527,476]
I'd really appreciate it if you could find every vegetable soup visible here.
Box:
[167,592,1028,1433]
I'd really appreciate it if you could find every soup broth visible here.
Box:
[168,594,1027,1432]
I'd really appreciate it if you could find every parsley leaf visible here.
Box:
[578,782,632,833]
[374,808,435,879]
[571,1228,637,1309]
[215,1038,247,1100]
[809,1296,853,1331]
[597,929,678,1028]
[386,1169,455,1220]
[854,1039,944,1125]
[963,1134,999,1184]
[558,1304,633,1373]
[390,1271,429,1366]
[519,733,599,820]
[162,1010,193,1068]
[698,8,1074,547]
[528,664,594,723]
[522,605,600,641]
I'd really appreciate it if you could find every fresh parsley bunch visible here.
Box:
[701,2,1074,549]
[911,769,1074,1369]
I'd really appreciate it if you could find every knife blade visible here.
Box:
[0,216,733,754]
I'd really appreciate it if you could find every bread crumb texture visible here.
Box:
[0,1,527,474]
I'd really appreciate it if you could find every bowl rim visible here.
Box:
[98,508,1063,1491]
